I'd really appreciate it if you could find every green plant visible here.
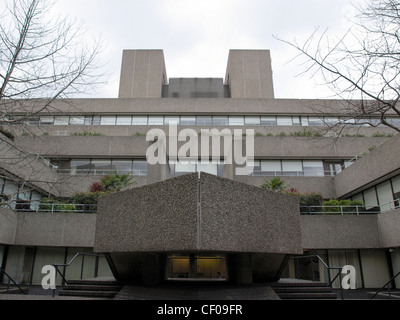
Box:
[71,130,104,136]
[322,199,365,215]
[284,190,324,214]
[70,191,106,204]
[290,128,322,137]
[261,177,288,192]
[100,173,135,192]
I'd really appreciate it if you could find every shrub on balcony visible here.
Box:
[322,199,365,215]
[38,198,76,213]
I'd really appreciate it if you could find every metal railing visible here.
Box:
[370,270,400,299]
[300,198,400,216]
[56,168,148,176]
[249,170,332,177]
[52,252,104,297]
[292,255,345,300]
[0,266,26,295]
[2,200,97,213]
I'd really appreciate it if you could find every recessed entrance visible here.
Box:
[166,254,227,281]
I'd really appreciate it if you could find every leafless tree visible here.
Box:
[276,0,400,135]
[0,0,105,206]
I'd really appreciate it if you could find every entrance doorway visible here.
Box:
[166,254,227,281]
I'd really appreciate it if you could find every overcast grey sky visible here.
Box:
[9,0,360,99]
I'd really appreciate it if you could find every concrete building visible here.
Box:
[0,49,400,296]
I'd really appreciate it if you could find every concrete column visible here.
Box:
[235,254,253,285]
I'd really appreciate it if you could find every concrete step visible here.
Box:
[59,290,119,298]
[62,284,122,292]
[66,279,122,286]
[273,286,333,293]
[268,281,337,300]
[268,281,329,287]
[277,292,337,299]
[58,278,123,299]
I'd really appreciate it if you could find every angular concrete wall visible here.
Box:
[335,134,400,198]
[94,172,302,284]
[94,172,302,254]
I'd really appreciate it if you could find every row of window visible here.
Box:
[169,160,225,178]
[0,178,43,211]
[248,160,350,177]
[12,115,400,127]
[351,175,400,212]
[54,159,149,176]
[53,158,352,178]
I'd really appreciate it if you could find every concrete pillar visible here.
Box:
[235,254,253,285]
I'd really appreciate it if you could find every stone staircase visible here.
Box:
[58,278,123,299]
[269,280,337,300]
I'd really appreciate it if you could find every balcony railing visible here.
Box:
[249,170,331,177]
[1,200,97,213]
[56,168,148,176]
[301,198,400,215]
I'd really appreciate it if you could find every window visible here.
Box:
[180,116,196,125]
[324,117,339,126]
[213,116,228,126]
[92,116,101,125]
[70,159,91,175]
[84,116,93,125]
[148,116,164,125]
[100,116,116,125]
[174,161,196,177]
[132,116,148,125]
[300,117,309,126]
[245,116,261,125]
[133,160,148,176]
[277,117,293,126]
[30,191,42,212]
[39,116,54,125]
[308,117,324,126]
[282,160,302,176]
[91,160,112,174]
[364,188,378,210]
[292,116,301,126]
[228,116,244,126]
[164,116,180,125]
[197,160,218,175]
[111,160,133,174]
[260,116,277,126]
[303,160,324,177]
[376,181,394,212]
[54,116,70,125]
[69,116,85,125]
[197,116,213,125]
[169,159,222,177]
[260,160,281,176]
[116,116,132,125]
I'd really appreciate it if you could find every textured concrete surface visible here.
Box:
[94,172,302,254]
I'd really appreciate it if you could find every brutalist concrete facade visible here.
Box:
[0,49,400,291]
[94,172,302,284]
